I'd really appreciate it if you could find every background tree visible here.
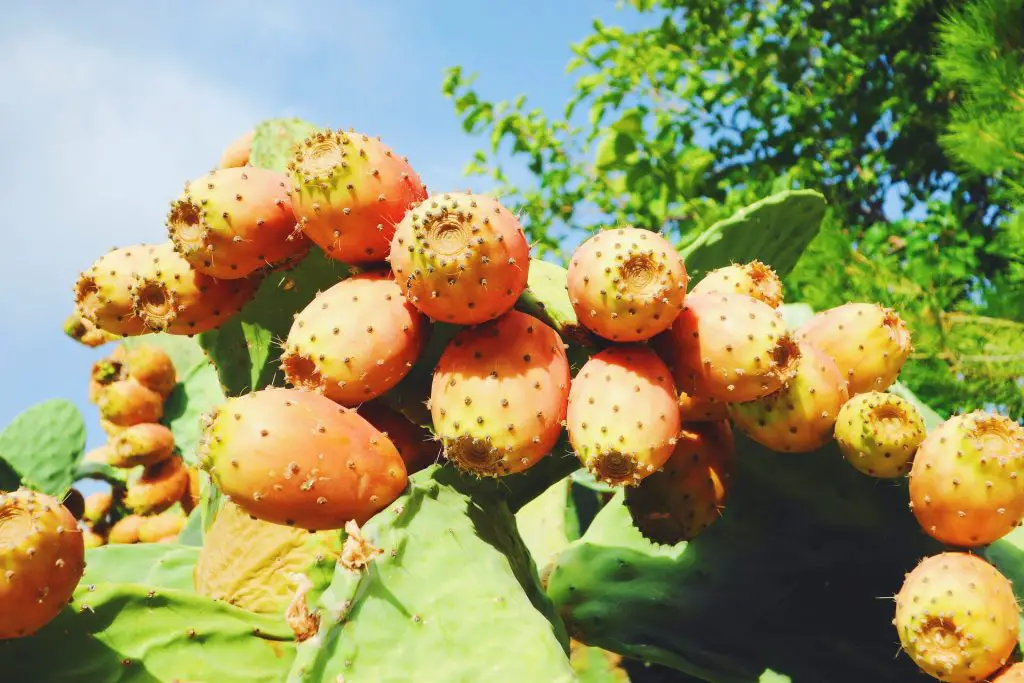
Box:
[442,0,1024,418]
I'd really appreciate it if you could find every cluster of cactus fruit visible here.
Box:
[1,116,1022,683]
[80,343,199,547]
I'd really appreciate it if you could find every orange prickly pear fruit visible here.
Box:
[109,423,175,468]
[199,387,408,530]
[107,514,145,544]
[566,227,688,342]
[167,166,307,279]
[430,310,571,477]
[125,456,190,516]
[138,509,187,543]
[129,242,261,335]
[74,243,162,337]
[289,128,428,265]
[218,129,254,169]
[390,192,530,325]
[567,345,680,486]
[96,378,164,428]
[281,271,428,407]
[908,411,1024,547]
[654,293,800,403]
[797,302,912,395]
[689,260,783,308]
[0,488,86,639]
[122,344,177,398]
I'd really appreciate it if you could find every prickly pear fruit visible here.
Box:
[82,491,113,526]
[0,488,85,639]
[992,664,1024,682]
[218,129,254,169]
[689,260,783,308]
[74,243,162,336]
[894,552,1019,683]
[109,423,175,468]
[567,345,680,486]
[138,509,186,543]
[96,378,164,427]
[908,411,1024,547]
[654,293,800,402]
[288,129,427,264]
[624,420,734,544]
[107,514,144,544]
[677,391,728,423]
[194,499,341,614]
[834,391,926,478]
[125,456,190,516]
[167,167,307,279]
[797,302,912,395]
[357,401,440,475]
[129,242,260,335]
[390,191,530,324]
[63,309,117,347]
[728,343,849,453]
[281,271,428,406]
[199,387,407,530]
[81,526,106,548]
[99,419,127,438]
[88,345,127,403]
[566,227,688,341]
[122,344,177,398]
[430,310,570,476]
[180,465,201,514]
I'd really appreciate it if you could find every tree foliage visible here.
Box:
[443,0,1024,418]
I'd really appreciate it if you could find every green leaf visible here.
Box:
[0,399,85,497]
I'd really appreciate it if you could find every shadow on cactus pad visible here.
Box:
[546,429,968,683]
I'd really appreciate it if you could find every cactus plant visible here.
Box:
[11,113,1023,683]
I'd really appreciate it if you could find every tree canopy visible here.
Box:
[443,0,1024,418]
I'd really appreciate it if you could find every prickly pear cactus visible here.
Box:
[0,583,296,682]
[679,189,826,282]
[0,399,85,496]
[286,466,576,683]
[82,543,200,591]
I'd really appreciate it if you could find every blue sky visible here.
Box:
[0,1,652,452]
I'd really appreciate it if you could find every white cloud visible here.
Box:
[0,24,260,326]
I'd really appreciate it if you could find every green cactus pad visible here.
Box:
[122,334,225,465]
[680,190,826,282]
[1,583,295,682]
[286,466,576,683]
[82,543,200,592]
[199,250,348,397]
[249,117,322,173]
[516,258,599,353]
[545,428,962,683]
[0,399,85,496]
